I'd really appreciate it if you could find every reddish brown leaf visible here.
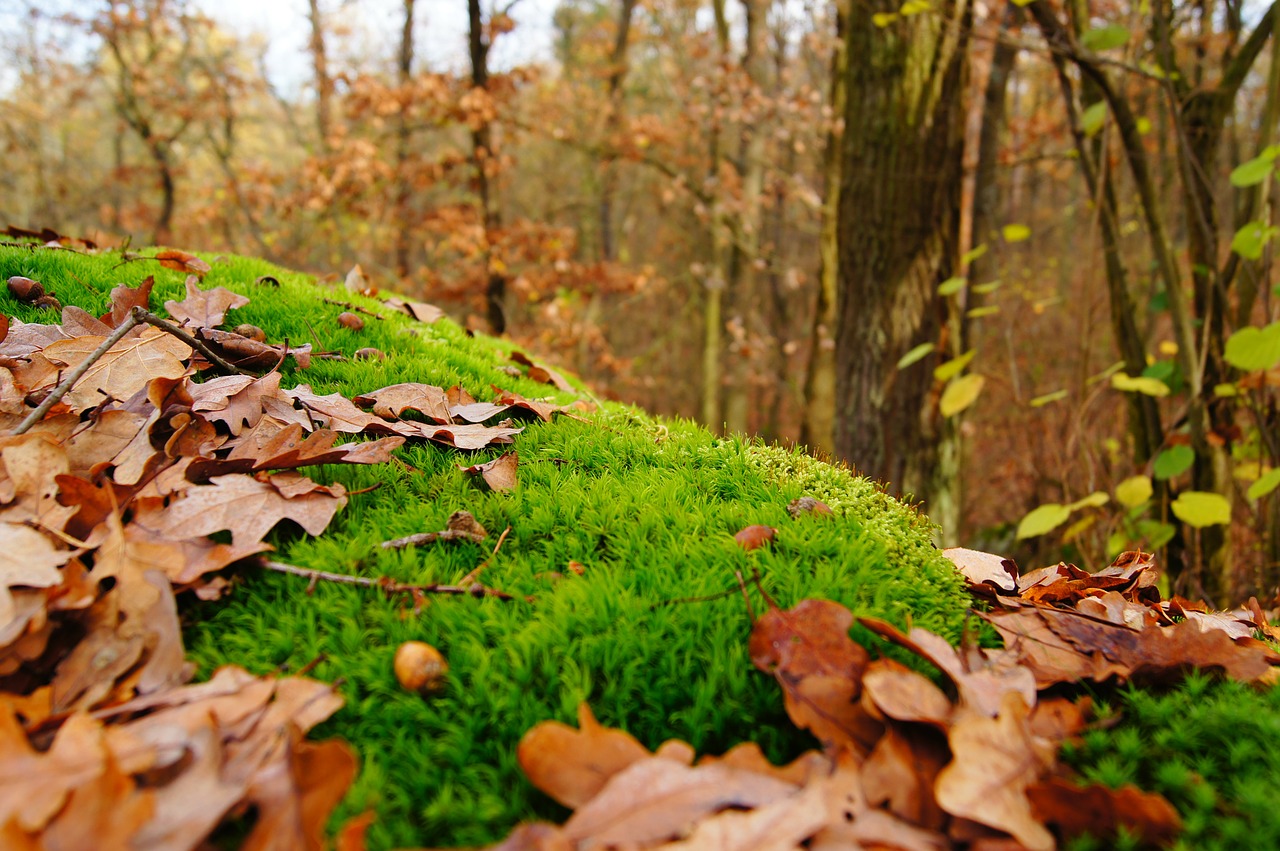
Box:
[750,599,879,754]
[1027,777,1181,846]
[107,276,154,328]
[517,703,652,809]
[164,276,249,328]
[734,524,777,551]
[154,249,211,277]
[461,452,518,492]
[353,382,452,422]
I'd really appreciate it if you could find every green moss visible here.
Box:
[1063,673,1280,851]
[1,243,971,848]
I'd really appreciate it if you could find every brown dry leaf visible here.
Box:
[749,599,880,755]
[196,327,312,371]
[60,305,113,338]
[241,733,359,851]
[861,724,949,829]
[1027,776,1182,846]
[0,707,107,832]
[935,691,1055,851]
[393,420,524,450]
[517,702,653,809]
[735,524,777,551]
[0,523,70,628]
[384,295,444,323]
[106,276,154,328]
[448,400,512,423]
[0,315,7,346]
[344,264,374,295]
[655,780,828,850]
[462,452,518,492]
[0,317,69,358]
[37,747,155,850]
[511,351,574,392]
[147,472,346,548]
[859,617,1037,719]
[353,382,452,422]
[288,385,388,433]
[560,756,799,847]
[943,547,1018,595]
[861,658,952,730]
[164,275,250,328]
[192,425,404,479]
[787,497,834,519]
[983,605,1280,685]
[42,328,190,411]
[492,388,566,423]
[155,249,212,277]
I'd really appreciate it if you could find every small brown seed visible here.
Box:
[354,347,385,361]
[234,324,267,342]
[394,641,448,695]
[32,294,62,311]
[337,312,365,331]
[7,276,44,302]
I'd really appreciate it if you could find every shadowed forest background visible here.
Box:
[3,0,1280,604]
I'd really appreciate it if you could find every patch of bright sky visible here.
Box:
[194,0,561,93]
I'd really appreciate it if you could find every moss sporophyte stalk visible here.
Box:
[4,243,1273,851]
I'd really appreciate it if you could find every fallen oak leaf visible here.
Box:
[461,452,518,492]
[144,472,346,548]
[105,276,154,328]
[0,707,109,832]
[153,248,211,277]
[41,328,191,412]
[392,420,523,451]
[943,547,1018,596]
[1027,777,1181,847]
[934,691,1055,851]
[189,426,404,479]
[353,382,451,422]
[559,756,800,847]
[0,523,71,629]
[164,275,249,328]
[517,702,652,808]
[749,599,880,755]
[195,328,313,371]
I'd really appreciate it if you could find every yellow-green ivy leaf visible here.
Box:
[938,276,967,296]
[1247,468,1280,501]
[1067,491,1110,511]
[1231,221,1279,261]
[1136,116,1152,135]
[1229,152,1278,188]
[899,0,931,15]
[1111,372,1170,397]
[1002,223,1032,243]
[1115,475,1153,508]
[967,306,1000,318]
[972,280,1002,295]
[897,342,935,369]
[1081,101,1108,137]
[1080,24,1130,51]
[939,373,985,417]
[1214,382,1239,397]
[1016,503,1071,539]
[961,243,988,265]
[934,349,977,382]
[872,12,897,26]
[1154,445,1194,480]
[1170,491,1231,528]
[1223,322,1280,372]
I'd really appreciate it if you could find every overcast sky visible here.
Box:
[193,0,561,91]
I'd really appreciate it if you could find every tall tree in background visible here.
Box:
[832,0,972,519]
[468,0,508,333]
[395,0,417,279]
[307,0,333,153]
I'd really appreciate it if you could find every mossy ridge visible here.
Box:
[3,243,969,848]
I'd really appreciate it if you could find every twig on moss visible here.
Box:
[458,524,512,587]
[650,586,740,610]
[262,559,517,601]
[14,309,142,434]
[736,570,756,623]
[134,310,254,376]
[323,298,386,319]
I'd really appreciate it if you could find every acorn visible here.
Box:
[32,294,62,312]
[7,276,44,303]
[337,312,365,331]
[234,323,267,342]
[354,347,385,361]
[394,641,448,695]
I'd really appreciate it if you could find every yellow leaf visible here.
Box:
[940,374,985,418]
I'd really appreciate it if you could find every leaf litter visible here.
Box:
[0,273,591,848]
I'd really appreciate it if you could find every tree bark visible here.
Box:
[395,0,417,279]
[468,0,507,333]
[308,0,333,153]
[832,0,971,506]
[598,0,637,263]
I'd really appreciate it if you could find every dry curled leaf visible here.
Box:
[154,249,211,278]
[461,452,518,492]
[517,703,652,809]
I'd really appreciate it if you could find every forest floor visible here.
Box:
[0,236,1278,851]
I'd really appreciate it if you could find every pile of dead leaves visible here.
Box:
[493,549,1280,851]
[0,272,582,847]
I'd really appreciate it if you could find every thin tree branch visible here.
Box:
[262,559,518,601]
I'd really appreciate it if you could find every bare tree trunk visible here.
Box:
[833,0,971,508]
[395,0,417,279]
[308,0,333,153]
[801,0,848,457]
[468,0,507,333]
[722,0,771,436]
[701,0,732,431]
[599,0,637,263]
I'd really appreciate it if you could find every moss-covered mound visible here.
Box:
[0,244,971,848]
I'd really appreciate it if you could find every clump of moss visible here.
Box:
[1062,672,1280,851]
[1,244,971,848]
